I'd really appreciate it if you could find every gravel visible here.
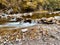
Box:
[0,24,60,45]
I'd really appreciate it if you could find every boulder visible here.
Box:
[41,17,54,24]
[47,17,53,22]
[54,16,60,24]
[54,16,60,21]
[40,17,47,24]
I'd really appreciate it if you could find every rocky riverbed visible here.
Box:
[0,24,60,45]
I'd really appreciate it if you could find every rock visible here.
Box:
[23,13,27,16]
[55,21,60,24]
[54,16,60,21]
[40,17,56,24]
[40,17,53,24]
[41,17,47,20]
[29,13,33,16]
[24,18,32,23]
[21,28,28,33]
[47,17,53,22]
[54,16,60,24]
[40,17,47,23]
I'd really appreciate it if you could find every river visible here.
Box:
[0,22,37,28]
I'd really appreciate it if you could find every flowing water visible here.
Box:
[0,22,37,28]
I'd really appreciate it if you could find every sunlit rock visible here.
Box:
[47,17,53,22]
[21,28,28,33]
[23,13,27,16]
[54,16,60,20]
[29,13,33,16]
[40,17,47,23]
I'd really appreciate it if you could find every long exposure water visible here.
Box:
[0,22,37,28]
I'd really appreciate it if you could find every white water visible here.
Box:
[0,22,37,28]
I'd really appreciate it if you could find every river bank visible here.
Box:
[0,24,60,45]
[0,12,60,45]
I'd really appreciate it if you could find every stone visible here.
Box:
[54,16,60,21]
[47,17,53,22]
[21,28,28,33]
[29,13,33,16]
